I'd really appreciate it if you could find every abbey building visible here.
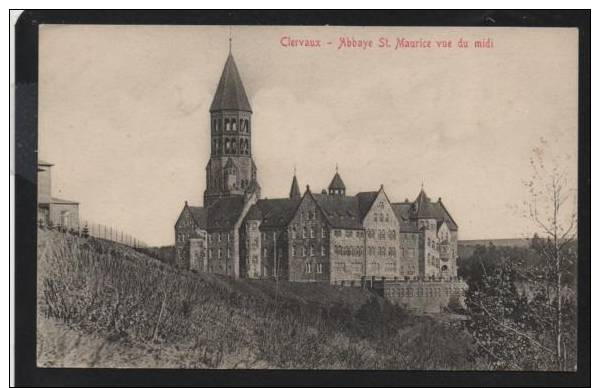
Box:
[174,51,462,297]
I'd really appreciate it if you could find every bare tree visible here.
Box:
[521,137,577,370]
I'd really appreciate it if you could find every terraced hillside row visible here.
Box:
[37,229,481,369]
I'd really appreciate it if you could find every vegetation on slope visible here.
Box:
[37,229,481,369]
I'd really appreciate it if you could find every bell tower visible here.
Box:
[204,49,260,207]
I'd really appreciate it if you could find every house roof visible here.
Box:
[356,191,378,221]
[38,197,79,205]
[391,196,458,232]
[250,197,302,228]
[209,53,252,113]
[205,196,247,231]
[187,206,208,229]
[328,172,346,191]
[312,194,363,229]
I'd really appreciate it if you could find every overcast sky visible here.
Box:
[38,25,578,246]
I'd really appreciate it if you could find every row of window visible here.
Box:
[304,262,323,274]
[371,212,391,223]
[334,245,364,257]
[292,245,327,257]
[291,225,327,239]
[333,262,362,273]
[366,246,397,257]
[333,230,365,238]
[208,248,231,260]
[208,233,231,243]
[213,118,250,133]
[212,137,250,155]
[366,229,397,240]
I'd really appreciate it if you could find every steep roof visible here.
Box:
[205,196,246,231]
[253,198,302,228]
[209,53,252,113]
[312,194,362,229]
[391,202,412,222]
[391,196,458,232]
[356,191,378,222]
[328,172,346,191]
[391,202,418,233]
[289,175,301,199]
[187,206,208,229]
[412,188,438,219]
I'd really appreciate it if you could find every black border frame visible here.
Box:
[13,9,591,387]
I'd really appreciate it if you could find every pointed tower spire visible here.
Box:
[210,53,252,113]
[289,170,301,199]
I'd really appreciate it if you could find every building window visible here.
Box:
[291,226,297,239]
[218,249,222,259]
[310,227,315,238]
[218,234,222,242]
[321,228,326,238]
[305,262,312,273]
[310,245,315,256]
[263,248,268,257]
[208,249,213,259]
[292,246,297,256]
[321,245,326,256]
[334,230,342,237]
[316,263,323,274]
[303,226,308,238]
[302,247,306,256]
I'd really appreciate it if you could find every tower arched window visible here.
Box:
[224,118,230,131]
[231,138,237,154]
[224,138,230,154]
[231,119,237,132]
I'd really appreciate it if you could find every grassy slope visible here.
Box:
[37,230,480,369]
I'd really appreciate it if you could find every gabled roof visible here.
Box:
[328,172,346,190]
[356,191,378,221]
[390,202,418,233]
[187,206,208,229]
[312,194,362,230]
[391,195,458,232]
[253,197,302,228]
[205,196,246,231]
[210,53,252,113]
[412,188,438,219]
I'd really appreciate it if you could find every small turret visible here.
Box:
[328,165,346,196]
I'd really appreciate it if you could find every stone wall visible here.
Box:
[371,278,467,314]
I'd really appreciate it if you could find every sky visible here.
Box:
[38,25,578,246]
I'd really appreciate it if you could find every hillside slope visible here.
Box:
[37,229,480,369]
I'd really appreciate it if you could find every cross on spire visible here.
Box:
[228,26,232,53]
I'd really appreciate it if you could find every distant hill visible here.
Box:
[458,238,530,258]
[37,229,480,369]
